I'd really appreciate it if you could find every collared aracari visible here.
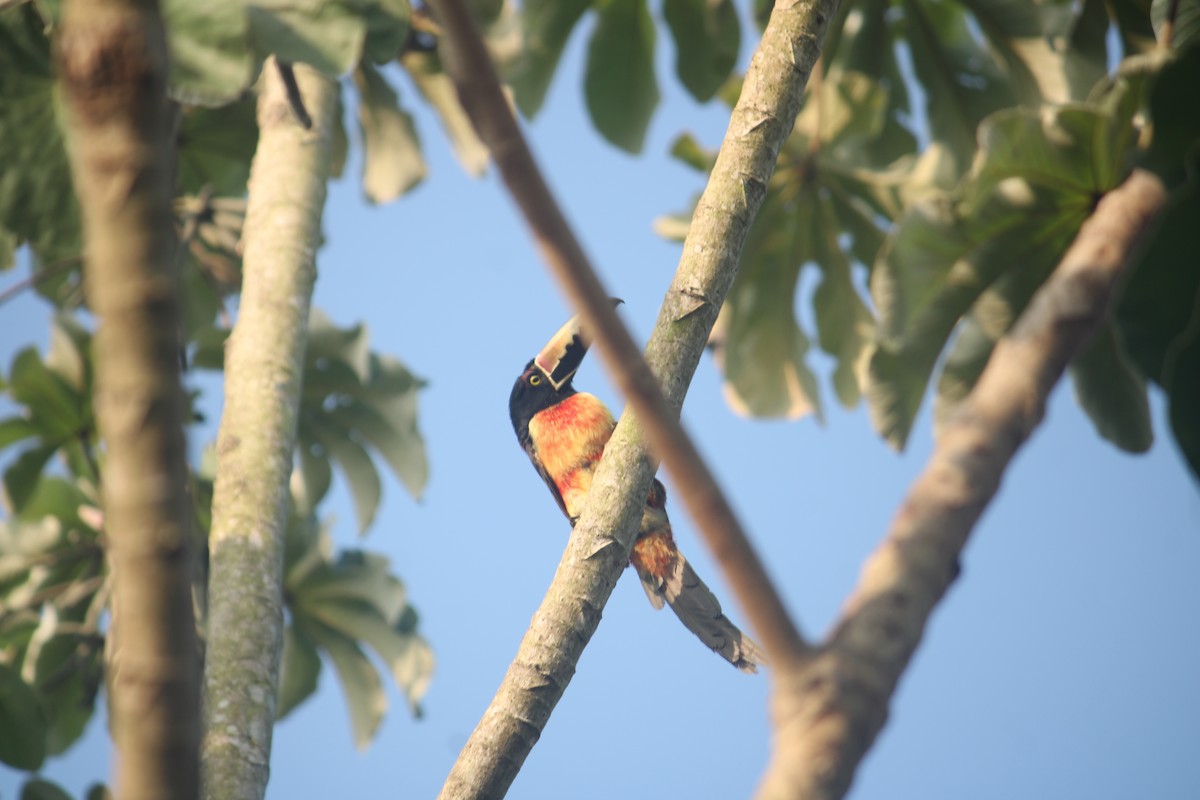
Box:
[509,308,764,673]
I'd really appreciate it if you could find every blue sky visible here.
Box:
[3,8,1200,800]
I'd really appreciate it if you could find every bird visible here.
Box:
[508,306,765,672]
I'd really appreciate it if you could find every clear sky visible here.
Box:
[2,9,1199,800]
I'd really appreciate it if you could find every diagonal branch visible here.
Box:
[56,1,200,797]
[433,0,837,797]
[757,168,1169,800]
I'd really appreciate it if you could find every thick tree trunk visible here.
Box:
[56,1,201,798]
[199,61,337,800]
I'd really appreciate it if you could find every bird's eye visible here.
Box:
[529,374,542,386]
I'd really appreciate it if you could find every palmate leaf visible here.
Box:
[868,95,1145,449]
[355,62,426,204]
[663,0,740,103]
[162,0,256,105]
[585,0,659,154]
[280,510,432,742]
[0,6,80,275]
[197,310,428,535]
[508,0,592,117]
[1069,322,1153,452]
[246,0,367,78]
[299,618,385,750]
[0,663,46,770]
[662,69,893,419]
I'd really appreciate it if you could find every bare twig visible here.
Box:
[756,168,1169,800]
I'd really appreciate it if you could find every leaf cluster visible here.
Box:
[662,0,1200,480]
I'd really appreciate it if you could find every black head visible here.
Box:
[509,359,576,447]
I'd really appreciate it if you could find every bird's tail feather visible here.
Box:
[632,530,765,673]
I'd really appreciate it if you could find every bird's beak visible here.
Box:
[533,299,622,390]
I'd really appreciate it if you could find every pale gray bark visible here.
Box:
[200,62,337,800]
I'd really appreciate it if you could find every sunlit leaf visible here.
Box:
[247,0,366,77]
[400,50,489,177]
[901,0,1014,168]
[162,0,256,105]
[868,102,1137,447]
[355,62,426,204]
[585,0,659,153]
[0,7,80,269]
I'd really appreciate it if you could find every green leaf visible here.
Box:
[0,417,39,450]
[0,7,81,268]
[300,619,386,750]
[162,0,256,105]
[811,202,874,408]
[668,132,716,173]
[20,778,72,800]
[400,50,489,177]
[900,0,1015,168]
[277,622,322,720]
[354,62,426,204]
[715,200,823,420]
[868,103,1134,447]
[178,98,259,197]
[509,0,591,117]
[663,0,740,103]
[299,598,431,714]
[247,0,367,77]
[4,444,57,513]
[84,784,112,800]
[292,550,407,622]
[0,662,46,770]
[1153,0,1200,50]
[303,417,382,534]
[295,441,333,514]
[584,0,659,153]
[8,347,86,440]
[358,0,411,64]
[45,313,92,393]
[335,398,426,499]
[1069,321,1154,452]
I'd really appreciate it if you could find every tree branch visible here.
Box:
[56,1,201,797]
[756,168,1169,800]
[199,61,337,800]
[433,0,837,796]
